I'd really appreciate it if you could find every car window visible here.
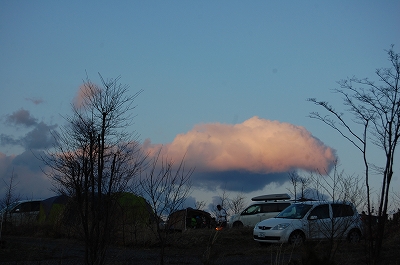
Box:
[332,204,354,217]
[243,205,261,215]
[31,201,40,211]
[276,204,312,219]
[261,203,291,213]
[277,203,291,211]
[11,201,41,213]
[308,204,330,219]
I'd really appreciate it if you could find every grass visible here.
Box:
[1,222,399,264]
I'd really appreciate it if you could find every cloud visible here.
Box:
[21,122,57,150]
[1,110,57,150]
[25,97,44,105]
[6,109,38,127]
[0,151,54,200]
[143,116,337,192]
[73,83,101,109]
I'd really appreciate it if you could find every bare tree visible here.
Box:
[227,192,246,215]
[195,200,207,211]
[306,162,365,262]
[0,170,20,238]
[137,149,193,265]
[308,45,400,262]
[287,171,311,201]
[41,74,144,265]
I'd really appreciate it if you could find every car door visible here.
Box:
[239,204,262,226]
[331,203,355,238]
[307,204,331,239]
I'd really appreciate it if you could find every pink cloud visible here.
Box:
[73,83,101,108]
[143,116,336,174]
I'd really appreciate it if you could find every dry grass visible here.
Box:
[1,223,399,264]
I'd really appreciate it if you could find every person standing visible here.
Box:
[216,205,227,228]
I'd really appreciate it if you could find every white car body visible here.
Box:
[253,201,362,245]
[230,194,291,228]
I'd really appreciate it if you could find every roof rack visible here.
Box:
[251,193,291,202]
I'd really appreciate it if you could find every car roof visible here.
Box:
[291,200,355,206]
[249,200,292,205]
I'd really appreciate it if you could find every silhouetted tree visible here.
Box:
[0,169,20,237]
[42,74,144,265]
[308,45,400,262]
[137,148,193,265]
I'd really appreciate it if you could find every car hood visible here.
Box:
[256,217,299,227]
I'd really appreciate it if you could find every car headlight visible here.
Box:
[272,223,290,230]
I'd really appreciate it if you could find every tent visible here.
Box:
[167,208,212,231]
[38,195,70,224]
[116,192,154,225]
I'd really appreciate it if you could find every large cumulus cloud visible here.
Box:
[143,116,337,192]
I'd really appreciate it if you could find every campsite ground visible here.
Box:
[1,225,400,265]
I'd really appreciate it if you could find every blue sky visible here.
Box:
[1,1,399,210]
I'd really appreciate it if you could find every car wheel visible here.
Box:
[288,231,304,246]
[348,229,361,243]
[232,221,243,228]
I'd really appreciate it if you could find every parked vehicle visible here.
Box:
[1,200,42,227]
[229,193,291,228]
[253,200,362,245]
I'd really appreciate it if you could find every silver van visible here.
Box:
[229,194,291,228]
[253,200,363,245]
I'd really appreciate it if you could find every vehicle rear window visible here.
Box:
[332,204,354,217]
[260,203,290,213]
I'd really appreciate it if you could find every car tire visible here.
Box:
[288,231,304,246]
[232,221,243,228]
[347,229,361,243]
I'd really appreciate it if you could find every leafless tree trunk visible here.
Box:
[228,192,246,215]
[308,45,400,262]
[41,74,144,265]
[0,169,20,238]
[306,162,365,262]
[287,171,310,201]
[136,148,193,265]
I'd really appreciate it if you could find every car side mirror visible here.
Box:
[308,215,317,220]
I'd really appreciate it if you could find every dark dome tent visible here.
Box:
[116,192,154,225]
[38,194,70,224]
[167,208,212,231]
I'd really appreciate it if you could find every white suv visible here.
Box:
[229,194,291,228]
[253,201,362,245]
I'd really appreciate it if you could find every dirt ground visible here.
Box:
[0,227,399,265]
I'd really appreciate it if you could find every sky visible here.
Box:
[1,1,399,212]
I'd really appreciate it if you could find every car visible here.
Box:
[0,200,42,227]
[229,193,292,228]
[253,200,363,245]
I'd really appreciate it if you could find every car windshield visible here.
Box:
[1,201,20,213]
[276,204,313,219]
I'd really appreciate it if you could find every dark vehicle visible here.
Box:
[1,200,42,227]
